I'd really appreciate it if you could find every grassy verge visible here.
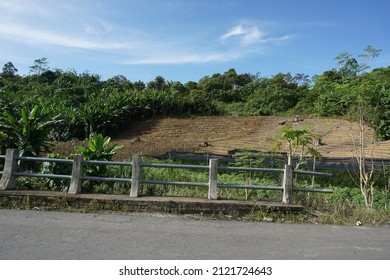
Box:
[1,193,389,227]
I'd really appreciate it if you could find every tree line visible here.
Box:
[1,46,389,156]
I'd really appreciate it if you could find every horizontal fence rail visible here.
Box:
[218,166,285,172]
[141,179,209,187]
[13,172,72,180]
[218,184,283,191]
[293,170,332,177]
[0,149,333,204]
[16,156,73,164]
[82,160,133,167]
[141,162,209,170]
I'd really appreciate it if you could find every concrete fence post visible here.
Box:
[208,158,218,200]
[0,149,19,190]
[68,154,83,194]
[282,164,293,204]
[130,154,141,197]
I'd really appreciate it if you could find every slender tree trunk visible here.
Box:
[356,100,376,210]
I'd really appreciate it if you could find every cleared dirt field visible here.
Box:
[52,116,390,160]
[53,116,390,160]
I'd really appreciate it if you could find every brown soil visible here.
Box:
[53,116,390,160]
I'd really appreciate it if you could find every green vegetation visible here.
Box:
[1,46,390,224]
[0,105,62,156]
[0,46,389,144]
[10,154,390,208]
[271,124,322,167]
[3,155,390,225]
[76,133,123,193]
[77,133,123,161]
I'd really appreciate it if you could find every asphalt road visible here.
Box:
[0,209,389,260]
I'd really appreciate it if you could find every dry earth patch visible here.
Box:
[53,116,390,160]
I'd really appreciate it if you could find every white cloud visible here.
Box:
[220,23,265,45]
[124,51,241,65]
[220,22,291,47]
[0,0,44,16]
[128,21,293,65]
[0,0,292,66]
[0,17,244,65]
[84,18,114,35]
[0,23,138,51]
[266,35,292,45]
[85,26,99,35]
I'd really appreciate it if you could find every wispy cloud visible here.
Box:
[0,1,292,66]
[0,23,139,51]
[220,22,291,46]
[0,0,139,52]
[124,51,241,65]
[85,19,113,35]
[125,21,292,65]
[220,23,265,45]
[0,0,53,18]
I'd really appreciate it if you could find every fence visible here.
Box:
[0,149,332,204]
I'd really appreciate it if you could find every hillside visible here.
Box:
[101,116,390,160]
[53,115,390,160]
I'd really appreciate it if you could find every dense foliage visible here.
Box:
[1,47,390,156]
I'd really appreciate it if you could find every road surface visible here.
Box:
[0,209,389,259]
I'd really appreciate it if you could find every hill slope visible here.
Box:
[106,116,390,159]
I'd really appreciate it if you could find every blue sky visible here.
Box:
[1,0,389,83]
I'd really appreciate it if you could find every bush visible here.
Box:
[76,133,123,193]
[40,153,73,191]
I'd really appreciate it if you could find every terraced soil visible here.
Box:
[108,116,390,159]
[52,115,390,160]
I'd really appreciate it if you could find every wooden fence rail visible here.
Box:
[0,149,332,204]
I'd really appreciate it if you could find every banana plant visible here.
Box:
[77,132,123,161]
[0,105,62,156]
[76,133,123,192]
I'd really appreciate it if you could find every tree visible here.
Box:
[184,81,198,90]
[29,57,49,75]
[147,75,166,90]
[293,73,310,87]
[327,47,385,209]
[110,74,128,83]
[246,73,302,115]
[335,52,359,79]
[271,124,322,168]
[345,95,379,210]
[133,80,146,91]
[166,81,187,95]
[335,46,382,80]
[344,73,388,209]
[103,75,133,91]
[1,62,18,77]
[358,45,382,72]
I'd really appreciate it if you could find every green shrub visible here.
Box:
[76,133,123,193]
[40,153,73,191]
